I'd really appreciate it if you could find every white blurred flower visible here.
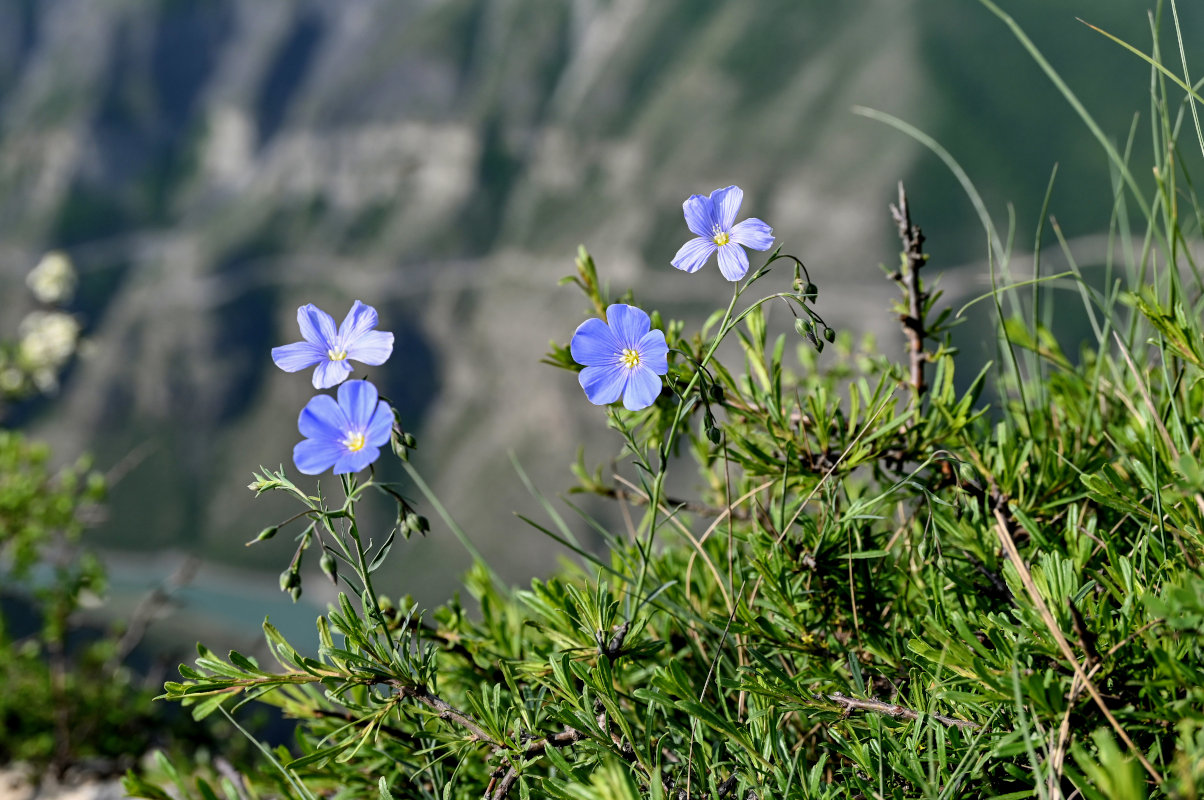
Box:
[31,368,59,394]
[0,368,23,393]
[18,310,80,369]
[25,250,77,304]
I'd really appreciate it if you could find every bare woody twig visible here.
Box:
[824,691,981,730]
[392,683,640,800]
[889,182,929,398]
[489,714,638,800]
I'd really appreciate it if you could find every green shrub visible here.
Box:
[136,5,1204,799]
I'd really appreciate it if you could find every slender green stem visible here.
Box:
[632,283,742,606]
[339,476,400,658]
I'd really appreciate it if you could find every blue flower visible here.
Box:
[272,301,394,389]
[570,304,668,411]
[670,185,774,281]
[293,380,393,475]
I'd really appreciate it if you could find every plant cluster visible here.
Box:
[140,142,1204,800]
[34,4,1204,799]
[0,253,241,777]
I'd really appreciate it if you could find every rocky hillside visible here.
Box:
[0,0,1181,609]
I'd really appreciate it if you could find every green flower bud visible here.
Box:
[255,526,278,542]
[794,318,811,337]
[805,283,819,299]
[290,585,303,602]
[824,327,835,343]
[710,384,725,403]
[279,569,299,592]
[320,552,338,584]
[390,434,409,461]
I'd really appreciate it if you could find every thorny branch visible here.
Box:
[889,182,930,398]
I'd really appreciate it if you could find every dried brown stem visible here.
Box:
[991,504,1163,785]
[392,684,642,800]
[394,683,498,746]
[889,182,929,398]
[824,691,981,730]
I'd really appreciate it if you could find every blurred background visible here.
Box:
[0,0,1195,653]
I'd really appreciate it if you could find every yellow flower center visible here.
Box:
[344,431,366,452]
[713,230,730,246]
[328,347,348,361]
[620,348,641,369]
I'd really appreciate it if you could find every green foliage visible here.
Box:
[0,432,241,775]
[143,4,1204,799]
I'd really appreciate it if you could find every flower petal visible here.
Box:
[579,364,626,406]
[294,437,345,475]
[710,186,743,230]
[606,304,650,348]
[347,330,394,366]
[313,359,353,389]
[716,244,750,281]
[272,341,324,373]
[338,379,379,427]
[671,237,716,274]
[333,445,380,474]
[730,218,774,251]
[298,394,347,440]
[622,367,663,410]
[570,318,620,367]
[682,194,716,238]
[637,330,668,374]
[297,304,337,347]
[363,401,394,447]
[338,301,379,343]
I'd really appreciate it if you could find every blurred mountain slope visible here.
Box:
[0,0,1189,603]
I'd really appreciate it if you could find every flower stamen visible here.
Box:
[328,347,348,361]
[712,224,730,247]
[344,431,366,452]
[620,348,641,369]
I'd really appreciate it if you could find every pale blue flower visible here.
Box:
[272,301,394,389]
[570,304,668,411]
[670,185,774,281]
[293,380,392,475]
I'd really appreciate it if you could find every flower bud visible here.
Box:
[279,569,299,592]
[290,585,303,602]
[815,339,824,353]
[805,283,819,299]
[794,318,811,337]
[390,435,409,461]
[823,327,835,343]
[320,552,338,584]
[709,384,725,403]
[247,526,278,546]
[707,425,722,445]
